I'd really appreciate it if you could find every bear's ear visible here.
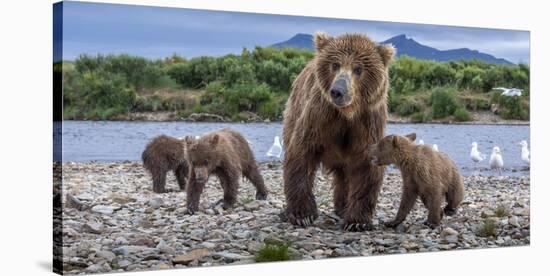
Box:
[392,135,399,148]
[210,134,219,147]
[184,136,194,147]
[377,43,395,67]
[405,133,417,142]
[314,31,332,52]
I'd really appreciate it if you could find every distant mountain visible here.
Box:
[382,34,513,65]
[271,33,314,50]
[271,33,513,65]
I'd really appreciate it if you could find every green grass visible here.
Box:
[493,205,510,218]
[240,196,255,205]
[254,241,292,262]
[476,219,498,237]
[453,107,472,122]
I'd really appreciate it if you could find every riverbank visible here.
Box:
[69,110,529,125]
[56,161,529,274]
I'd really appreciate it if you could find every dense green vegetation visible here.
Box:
[60,48,530,122]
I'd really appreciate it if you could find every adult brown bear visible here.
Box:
[282,32,395,231]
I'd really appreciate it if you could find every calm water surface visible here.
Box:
[55,121,530,176]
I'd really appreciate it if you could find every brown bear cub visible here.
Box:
[184,128,268,214]
[367,133,464,228]
[142,135,190,193]
[282,32,395,231]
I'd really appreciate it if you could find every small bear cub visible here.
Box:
[142,135,190,193]
[367,133,464,228]
[184,128,268,214]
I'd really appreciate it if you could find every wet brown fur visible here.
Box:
[367,133,464,228]
[141,135,189,193]
[282,32,395,231]
[184,128,268,214]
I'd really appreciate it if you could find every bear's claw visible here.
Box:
[384,220,401,228]
[185,208,196,215]
[423,220,440,229]
[343,222,373,232]
[280,211,318,227]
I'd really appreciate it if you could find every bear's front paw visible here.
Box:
[185,204,198,215]
[342,221,374,232]
[214,199,235,210]
[284,207,319,227]
[384,220,401,228]
[444,206,457,216]
[423,220,440,229]
[255,191,268,200]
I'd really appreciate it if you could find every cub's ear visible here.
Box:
[314,31,332,52]
[377,43,395,67]
[210,134,219,147]
[392,135,399,148]
[405,133,417,142]
[183,136,194,147]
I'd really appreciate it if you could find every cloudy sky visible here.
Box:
[57,1,530,64]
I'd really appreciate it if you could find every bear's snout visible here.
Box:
[193,167,209,183]
[330,75,352,107]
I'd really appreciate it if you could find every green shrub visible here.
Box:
[496,94,529,120]
[396,100,422,116]
[411,112,432,123]
[62,51,529,121]
[476,219,498,237]
[493,205,510,218]
[430,87,458,119]
[453,107,472,122]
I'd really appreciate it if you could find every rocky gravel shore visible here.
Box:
[56,161,530,274]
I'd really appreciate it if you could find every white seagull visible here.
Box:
[494,87,523,97]
[432,144,439,151]
[470,142,486,165]
[266,136,283,159]
[489,146,504,175]
[418,139,425,145]
[518,140,530,165]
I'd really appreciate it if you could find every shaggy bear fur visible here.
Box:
[184,128,268,214]
[367,133,464,228]
[282,32,395,231]
[142,135,189,193]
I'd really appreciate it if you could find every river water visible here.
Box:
[55,121,530,176]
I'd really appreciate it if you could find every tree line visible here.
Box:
[58,47,529,121]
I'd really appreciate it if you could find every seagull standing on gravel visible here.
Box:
[432,144,439,151]
[518,140,530,165]
[266,136,283,159]
[470,142,486,166]
[490,146,504,175]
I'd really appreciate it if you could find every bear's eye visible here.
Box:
[353,67,362,76]
[331,63,340,71]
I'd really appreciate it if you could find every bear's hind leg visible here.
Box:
[152,168,168,193]
[243,163,268,200]
[421,193,443,229]
[444,179,464,216]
